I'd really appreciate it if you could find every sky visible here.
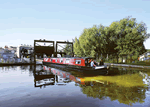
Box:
[0,0,150,49]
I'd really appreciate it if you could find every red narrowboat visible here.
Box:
[43,57,109,72]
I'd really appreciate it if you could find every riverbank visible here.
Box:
[105,63,150,69]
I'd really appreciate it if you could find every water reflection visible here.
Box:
[33,65,81,88]
[1,64,150,106]
[0,66,18,72]
[79,81,147,106]
[34,65,150,106]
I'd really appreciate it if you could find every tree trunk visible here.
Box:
[122,56,123,63]
[130,55,132,63]
[117,54,118,63]
[107,54,108,60]
[113,54,114,63]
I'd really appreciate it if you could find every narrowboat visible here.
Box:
[43,57,109,72]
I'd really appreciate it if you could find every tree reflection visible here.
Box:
[79,81,147,106]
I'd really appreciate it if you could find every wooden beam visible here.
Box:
[34,40,54,43]
[56,41,73,44]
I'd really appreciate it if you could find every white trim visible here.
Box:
[60,59,63,63]
[45,58,49,61]
[75,60,81,64]
[95,66,105,69]
[66,59,70,63]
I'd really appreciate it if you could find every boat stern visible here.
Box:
[94,65,108,70]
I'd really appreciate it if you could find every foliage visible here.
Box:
[66,16,150,62]
[63,40,74,56]
[73,37,84,57]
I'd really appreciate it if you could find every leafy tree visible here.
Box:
[104,23,120,62]
[73,37,84,57]
[79,28,97,57]
[73,16,150,63]
[63,40,73,56]
[114,17,148,63]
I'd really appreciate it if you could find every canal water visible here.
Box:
[0,65,150,107]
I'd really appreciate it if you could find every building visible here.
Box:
[16,44,33,58]
[8,46,17,53]
[139,51,150,61]
[0,47,4,53]
[0,47,5,58]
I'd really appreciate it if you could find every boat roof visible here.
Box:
[48,57,95,59]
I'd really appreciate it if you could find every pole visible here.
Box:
[56,42,57,57]
[34,40,36,64]
[72,43,74,57]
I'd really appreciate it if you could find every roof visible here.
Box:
[84,57,95,59]
[49,57,95,59]
[17,45,33,48]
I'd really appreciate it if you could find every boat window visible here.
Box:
[75,60,81,64]
[51,59,52,62]
[60,59,63,63]
[66,59,70,63]
[56,59,57,62]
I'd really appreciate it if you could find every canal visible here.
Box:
[0,65,150,107]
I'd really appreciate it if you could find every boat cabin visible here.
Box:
[43,57,96,67]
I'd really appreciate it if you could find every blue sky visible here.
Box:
[0,0,150,49]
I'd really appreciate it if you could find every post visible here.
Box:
[117,54,118,64]
[72,43,74,57]
[126,55,127,63]
[34,40,36,64]
[130,54,132,63]
[33,64,36,87]
[30,53,31,63]
[56,42,57,57]
[107,54,108,60]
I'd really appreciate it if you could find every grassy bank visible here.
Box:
[105,59,150,66]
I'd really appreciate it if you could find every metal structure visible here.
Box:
[34,39,74,63]
[34,39,55,63]
[33,65,57,88]
[55,41,74,57]
[17,45,33,58]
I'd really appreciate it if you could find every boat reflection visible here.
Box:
[33,65,108,88]
[33,65,78,88]
[33,65,150,88]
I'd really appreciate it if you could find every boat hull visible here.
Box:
[43,61,108,72]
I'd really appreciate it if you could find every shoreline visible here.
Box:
[105,63,150,69]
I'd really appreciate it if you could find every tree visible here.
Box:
[77,25,108,59]
[104,23,119,62]
[73,16,150,63]
[63,40,73,56]
[73,37,84,57]
[79,28,97,57]
[114,17,148,63]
